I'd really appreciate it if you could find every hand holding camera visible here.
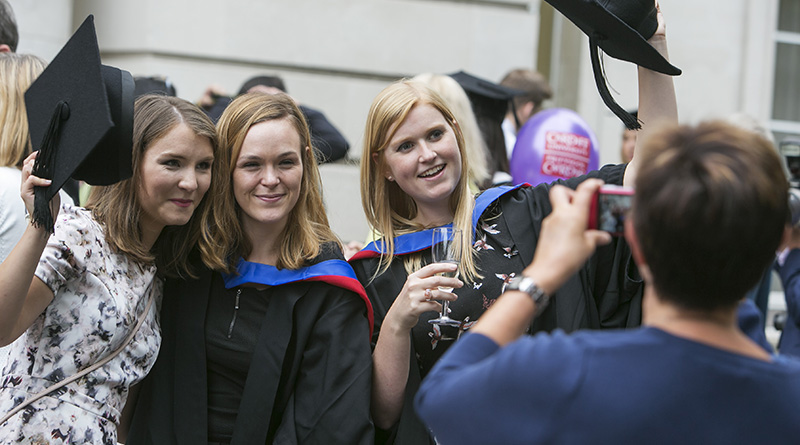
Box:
[588,184,634,236]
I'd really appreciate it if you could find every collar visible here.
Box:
[349,183,527,261]
[223,257,374,336]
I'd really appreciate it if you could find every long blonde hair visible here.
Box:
[0,53,46,168]
[212,92,339,272]
[361,80,479,281]
[86,95,224,277]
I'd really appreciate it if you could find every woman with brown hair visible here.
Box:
[0,93,221,444]
[127,92,374,444]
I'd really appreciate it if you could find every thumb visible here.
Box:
[585,230,612,248]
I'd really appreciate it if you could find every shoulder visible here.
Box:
[52,205,102,241]
[504,328,651,370]
[299,104,322,117]
[0,166,21,187]
[772,355,800,374]
[308,241,346,264]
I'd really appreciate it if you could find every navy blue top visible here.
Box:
[416,327,800,445]
[777,249,800,358]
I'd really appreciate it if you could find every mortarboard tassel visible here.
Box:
[590,34,641,131]
[31,101,70,233]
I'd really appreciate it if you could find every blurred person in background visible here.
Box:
[0,0,17,53]
[198,74,350,163]
[499,68,553,161]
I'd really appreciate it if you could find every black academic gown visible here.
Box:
[350,163,642,444]
[128,253,374,444]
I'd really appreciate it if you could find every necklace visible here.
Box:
[227,288,241,339]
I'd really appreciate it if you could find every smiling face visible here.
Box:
[378,103,462,225]
[233,118,304,236]
[137,123,214,237]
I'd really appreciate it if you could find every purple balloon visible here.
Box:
[510,108,599,186]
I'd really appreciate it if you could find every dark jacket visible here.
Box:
[127,255,374,444]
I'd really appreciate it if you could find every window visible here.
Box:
[772,0,800,144]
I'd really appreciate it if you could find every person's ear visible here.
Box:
[372,152,394,181]
[517,101,536,125]
[0,44,11,53]
[625,217,644,267]
[625,216,652,281]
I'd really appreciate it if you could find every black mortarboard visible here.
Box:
[25,15,134,231]
[544,0,681,130]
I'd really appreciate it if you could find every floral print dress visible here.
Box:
[0,206,162,445]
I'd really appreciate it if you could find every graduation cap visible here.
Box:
[25,15,134,231]
[449,70,524,127]
[544,0,681,130]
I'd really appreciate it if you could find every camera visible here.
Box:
[780,138,800,227]
[588,185,634,236]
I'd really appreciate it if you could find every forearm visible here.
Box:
[624,35,678,186]
[0,223,51,345]
[370,313,412,429]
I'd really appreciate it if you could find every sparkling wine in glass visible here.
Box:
[428,227,462,327]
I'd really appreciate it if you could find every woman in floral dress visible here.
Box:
[348,7,678,443]
[0,95,224,444]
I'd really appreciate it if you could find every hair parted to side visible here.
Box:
[633,121,788,311]
[213,92,338,272]
[360,79,479,281]
[86,95,225,277]
[412,73,490,187]
[0,53,46,168]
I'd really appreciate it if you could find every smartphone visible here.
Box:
[588,185,634,236]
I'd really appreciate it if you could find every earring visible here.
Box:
[387,176,394,181]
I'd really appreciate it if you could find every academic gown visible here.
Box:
[350,163,642,444]
[127,248,374,445]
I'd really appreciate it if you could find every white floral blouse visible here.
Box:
[0,205,162,444]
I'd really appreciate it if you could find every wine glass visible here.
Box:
[428,227,462,327]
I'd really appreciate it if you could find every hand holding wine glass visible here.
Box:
[428,227,462,327]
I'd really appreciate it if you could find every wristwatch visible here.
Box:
[507,275,550,316]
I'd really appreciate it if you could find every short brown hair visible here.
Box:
[500,68,552,115]
[86,95,223,277]
[633,121,788,310]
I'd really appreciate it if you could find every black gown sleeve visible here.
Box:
[500,163,642,331]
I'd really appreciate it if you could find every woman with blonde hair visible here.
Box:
[349,4,678,442]
[127,92,374,444]
[0,53,74,262]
